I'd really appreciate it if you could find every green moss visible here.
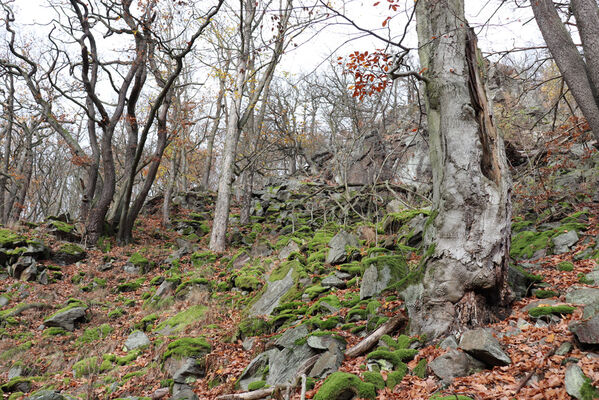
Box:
[175,278,211,295]
[307,249,327,264]
[50,220,74,233]
[43,327,67,337]
[313,372,376,400]
[108,307,125,319]
[0,341,33,361]
[533,289,559,299]
[304,285,328,299]
[234,275,262,291]
[269,259,305,282]
[512,220,534,233]
[191,251,218,267]
[155,305,207,333]
[97,236,111,253]
[129,251,149,267]
[382,209,430,234]
[73,357,98,377]
[163,337,211,360]
[362,371,385,390]
[247,380,267,391]
[238,317,270,338]
[528,305,576,318]
[59,243,85,256]
[8,391,24,400]
[579,273,595,284]
[510,222,586,260]
[116,350,141,365]
[386,364,408,388]
[0,229,27,247]
[366,349,418,367]
[1,377,33,392]
[135,314,158,331]
[77,323,113,343]
[558,261,575,271]
[44,300,87,321]
[308,316,342,330]
[412,359,427,378]
[580,377,599,400]
[117,278,145,292]
[100,359,113,372]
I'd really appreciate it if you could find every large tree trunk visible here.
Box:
[407,0,512,340]
[531,0,599,142]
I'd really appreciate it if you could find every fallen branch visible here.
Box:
[344,311,407,358]
[6,303,51,317]
[514,345,558,395]
[215,387,277,400]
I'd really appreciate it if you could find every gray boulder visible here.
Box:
[170,386,198,400]
[360,264,392,299]
[566,287,599,318]
[250,268,294,316]
[553,230,579,254]
[27,391,66,400]
[275,324,309,349]
[429,349,485,383]
[439,335,458,350]
[172,358,205,383]
[124,330,150,351]
[237,350,274,391]
[585,268,599,284]
[570,313,599,346]
[565,364,588,399]
[266,344,317,386]
[278,241,300,260]
[321,274,346,289]
[459,329,511,366]
[326,231,358,265]
[44,306,87,331]
[8,256,36,280]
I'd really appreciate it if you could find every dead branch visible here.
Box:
[344,311,407,358]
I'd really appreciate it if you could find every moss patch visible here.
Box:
[313,372,376,400]
[528,305,576,318]
[155,305,207,332]
[73,357,98,377]
[163,337,211,360]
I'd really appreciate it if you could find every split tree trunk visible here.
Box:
[407,0,512,340]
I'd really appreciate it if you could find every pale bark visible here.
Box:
[407,0,512,340]
[531,0,599,141]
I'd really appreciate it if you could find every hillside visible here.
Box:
[1,141,599,400]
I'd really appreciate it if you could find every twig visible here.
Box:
[514,345,558,395]
[344,311,407,358]
[300,374,307,400]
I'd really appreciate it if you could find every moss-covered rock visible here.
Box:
[163,337,211,360]
[53,243,86,265]
[314,372,376,400]
[247,380,267,391]
[362,371,385,390]
[412,358,427,378]
[528,305,576,318]
[77,323,113,344]
[558,261,575,271]
[510,222,586,260]
[237,317,270,339]
[366,348,418,367]
[154,305,207,333]
[73,357,98,377]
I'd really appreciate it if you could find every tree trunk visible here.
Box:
[239,166,254,226]
[9,125,33,223]
[531,0,599,141]
[0,74,14,224]
[407,0,512,340]
[163,147,180,226]
[202,71,227,190]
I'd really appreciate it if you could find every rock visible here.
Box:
[429,349,485,383]
[570,313,599,346]
[172,358,205,383]
[232,251,251,269]
[170,386,198,400]
[250,268,294,316]
[8,364,25,379]
[386,199,403,214]
[44,306,87,331]
[585,268,599,284]
[267,344,318,386]
[37,269,48,285]
[553,230,579,254]
[321,275,346,289]
[23,241,50,260]
[309,344,345,379]
[278,241,300,260]
[251,241,272,258]
[307,334,345,351]
[565,364,587,399]
[123,263,143,274]
[326,231,359,265]
[155,280,176,299]
[237,350,275,390]
[556,342,573,356]
[360,256,406,300]
[124,330,150,351]
[0,295,8,307]
[152,388,170,400]
[566,287,599,318]
[459,329,511,366]
[439,335,458,349]
[20,263,39,282]
[52,243,86,265]
[242,337,255,351]
[27,390,65,400]
[8,256,36,279]
[275,324,310,349]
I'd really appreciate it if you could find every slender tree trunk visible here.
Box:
[0,74,14,224]
[9,126,33,222]
[239,166,254,226]
[163,147,180,226]
[531,0,599,141]
[202,71,227,190]
[406,0,512,340]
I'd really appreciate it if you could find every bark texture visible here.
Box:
[407,0,512,340]
[531,0,599,142]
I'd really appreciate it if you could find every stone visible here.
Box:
[553,230,579,254]
[20,264,39,282]
[565,364,587,399]
[123,263,143,274]
[439,335,458,349]
[8,364,24,379]
[566,287,599,318]
[459,329,511,366]
[429,349,485,383]
[232,252,251,269]
[152,388,170,400]
[307,335,344,351]
[52,244,86,265]
[326,231,359,265]
[251,242,272,258]
[360,264,391,300]
[278,241,300,260]
[172,358,205,383]
[27,391,66,400]
[0,295,8,307]
[267,344,318,387]
[570,314,599,346]
[170,386,198,400]
[8,256,36,279]
[44,306,87,331]
[309,345,345,379]
[556,342,573,356]
[321,275,346,289]
[37,269,48,285]
[155,280,176,299]
[124,330,150,351]
[250,268,294,316]
[242,337,255,351]
[237,350,275,391]
[386,199,403,214]
[275,324,309,349]
[24,241,50,260]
